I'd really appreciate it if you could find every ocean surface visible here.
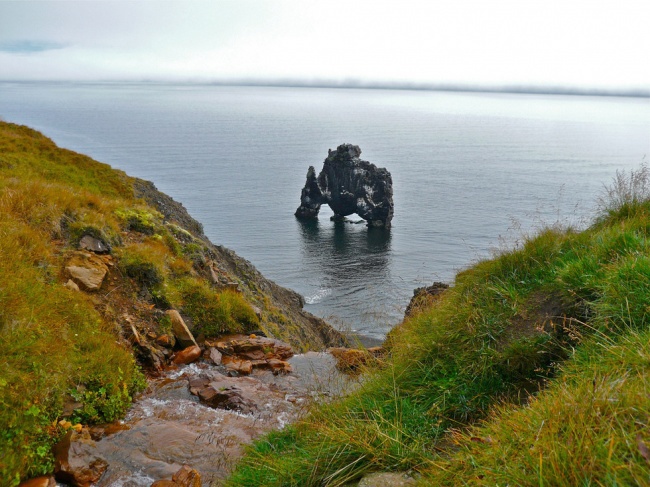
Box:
[1,82,648,340]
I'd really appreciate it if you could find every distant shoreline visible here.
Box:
[2,78,648,99]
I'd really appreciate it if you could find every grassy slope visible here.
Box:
[0,122,334,485]
[227,167,650,486]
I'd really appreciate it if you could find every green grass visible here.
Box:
[0,121,265,484]
[226,165,650,486]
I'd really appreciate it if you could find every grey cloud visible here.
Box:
[0,40,67,54]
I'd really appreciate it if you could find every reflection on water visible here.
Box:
[298,217,395,338]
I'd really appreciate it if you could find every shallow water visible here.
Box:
[1,83,648,338]
[92,354,353,486]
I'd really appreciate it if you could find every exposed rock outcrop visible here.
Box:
[65,251,110,291]
[295,144,394,228]
[134,179,346,351]
[208,335,294,375]
[404,282,449,317]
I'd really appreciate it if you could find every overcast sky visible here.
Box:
[1,0,648,92]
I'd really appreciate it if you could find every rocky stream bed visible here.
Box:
[48,336,360,487]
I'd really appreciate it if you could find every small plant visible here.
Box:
[115,207,162,235]
[597,162,650,215]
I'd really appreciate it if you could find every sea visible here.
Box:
[1,82,648,341]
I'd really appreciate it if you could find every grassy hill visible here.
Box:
[0,121,342,485]
[227,164,650,486]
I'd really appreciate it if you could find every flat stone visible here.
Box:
[65,251,108,291]
[222,355,253,375]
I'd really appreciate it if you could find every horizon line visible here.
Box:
[2,78,649,98]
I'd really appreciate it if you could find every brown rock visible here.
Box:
[219,336,294,361]
[267,358,293,375]
[156,334,175,348]
[188,377,211,395]
[172,345,202,365]
[221,355,253,375]
[172,465,201,487]
[65,251,108,291]
[18,476,56,487]
[53,429,108,487]
[150,465,201,487]
[150,481,178,487]
[329,347,381,371]
[208,347,222,365]
[165,310,198,349]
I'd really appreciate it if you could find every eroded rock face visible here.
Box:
[295,144,394,228]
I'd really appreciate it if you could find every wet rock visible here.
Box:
[165,310,198,349]
[208,347,222,365]
[189,375,259,414]
[328,347,385,371]
[65,251,108,291]
[214,336,294,374]
[151,464,201,487]
[222,355,253,375]
[358,472,416,486]
[172,345,202,365]
[79,235,111,254]
[18,476,56,487]
[171,465,201,487]
[267,358,293,375]
[295,144,394,228]
[404,282,449,317]
[53,428,108,487]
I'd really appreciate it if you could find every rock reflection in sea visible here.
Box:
[92,353,356,486]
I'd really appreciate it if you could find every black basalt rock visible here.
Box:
[295,144,394,228]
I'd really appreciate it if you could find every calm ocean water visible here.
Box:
[1,83,648,340]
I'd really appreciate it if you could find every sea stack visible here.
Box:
[295,144,394,228]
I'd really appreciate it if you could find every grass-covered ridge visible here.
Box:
[0,121,338,485]
[227,164,650,486]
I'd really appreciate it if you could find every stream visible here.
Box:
[87,352,355,486]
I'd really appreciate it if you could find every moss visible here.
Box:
[115,207,163,235]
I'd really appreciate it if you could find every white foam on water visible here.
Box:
[305,287,332,304]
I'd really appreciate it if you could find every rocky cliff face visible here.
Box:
[295,144,394,228]
[134,179,344,351]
